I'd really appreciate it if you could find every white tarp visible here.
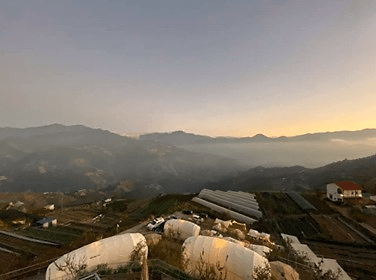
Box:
[321,258,352,280]
[248,229,271,241]
[281,233,301,244]
[289,244,352,280]
[182,235,269,280]
[164,219,200,240]
[45,233,147,280]
[247,244,272,258]
[229,221,247,232]
[214,218,232,228]
[290,243,320,264]
[283,234,351,280]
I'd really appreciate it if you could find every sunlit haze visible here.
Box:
[1,1,376,137]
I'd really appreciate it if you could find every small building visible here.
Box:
[36,217,57,228]
[327,181,362,202]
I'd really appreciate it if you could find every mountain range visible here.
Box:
[0,124,239,194]
[0,124,375,195]
[139,128,376,144]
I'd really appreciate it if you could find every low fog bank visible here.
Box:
[176,140,376,168]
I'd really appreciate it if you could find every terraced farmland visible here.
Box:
[277,216,323,240]
[257,192,305,217]
[0,231,59,256]
[305,241,376,280]
[18,226,82,244]
[311,214,368,243]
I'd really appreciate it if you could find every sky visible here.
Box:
[1,0,376,137]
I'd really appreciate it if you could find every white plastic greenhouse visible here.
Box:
[45,233,147,280]
[164,219,200,240]
[228,190,256,200]
[201,189,259,209]
[212,190,260,209]
[198,189,262,219]
[192,197,257,225]
[182,236,269,280]
[216,190,257,201]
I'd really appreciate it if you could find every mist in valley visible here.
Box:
[174,140,376,169]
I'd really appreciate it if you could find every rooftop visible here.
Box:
[335,181,362,191]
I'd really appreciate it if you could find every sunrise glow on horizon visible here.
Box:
[1,1,376,138]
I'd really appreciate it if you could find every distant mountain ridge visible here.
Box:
[205,154,376,194]
[1,124,376,195]
[139,128,376,145]
[0,124,240,194]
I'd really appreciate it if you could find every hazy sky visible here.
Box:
[1,0,376,137]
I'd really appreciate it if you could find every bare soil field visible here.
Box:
[276,216,323,240]
[301,193,334,214]
[311,214,367,243]
[363,216,376,229]
[49,208,102,224]
[0,251,26,274]
[0,231,61,262]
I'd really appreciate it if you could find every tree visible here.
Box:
[54,253,87,279]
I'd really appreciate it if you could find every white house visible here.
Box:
[327,181,362,202]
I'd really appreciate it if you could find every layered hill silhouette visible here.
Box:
[0,124,375,194]
[203,155,376,194]
[140,128,376,144]
[0,124,239,194]
[141,129,376,168]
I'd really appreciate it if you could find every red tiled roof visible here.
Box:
[335,181,362,191]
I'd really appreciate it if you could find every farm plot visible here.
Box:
[301,193,334,214]
[311,214,368,243]
[0,252,23,274]
[52,208,102,224]
[19,226,82,244]
[277,216,323,240]
[286,192,317,211]
[257,192,304,218]
[0,231,59,256]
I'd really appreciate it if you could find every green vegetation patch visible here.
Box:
[257,192,303,217]
[107,200,128,212]
[19,226,83,244]
[141,194,195,217]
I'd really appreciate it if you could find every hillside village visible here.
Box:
[0,181,375,280]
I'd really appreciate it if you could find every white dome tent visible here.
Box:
[45,233,147,280]
[182,236,270,280]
